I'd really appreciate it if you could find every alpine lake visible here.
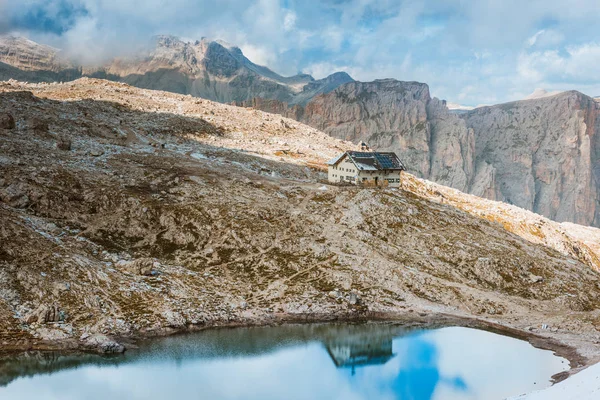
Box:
[0,323,569,400]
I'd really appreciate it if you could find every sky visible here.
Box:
[2,0,600,105]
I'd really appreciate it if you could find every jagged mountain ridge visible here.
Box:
[0,34,354,104]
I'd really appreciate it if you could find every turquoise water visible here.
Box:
[0,324,569,400]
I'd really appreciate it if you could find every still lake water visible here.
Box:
[0,324,568,400]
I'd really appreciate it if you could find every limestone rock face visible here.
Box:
[0,36,81,82]
[252,80,476,193]
[426,97,474,192]
[463,91,600,226]
[301,79,434,178]
[0,36,69,72]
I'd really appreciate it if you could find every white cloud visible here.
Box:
[527,29,565,48]
[4,0,600,104]
[303,62,350,80]
[283,11,296,32]
[240,43,276,67]
[518,42,600,84]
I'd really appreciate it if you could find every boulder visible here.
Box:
[25,304,62,324]
[82,334,125,354]
[0,113,15,129]
[348,292,361,305]
[56,136,72,151]
[118,258,160,276]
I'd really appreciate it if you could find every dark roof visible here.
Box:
[328,151,406,171]
[326,348,395,368]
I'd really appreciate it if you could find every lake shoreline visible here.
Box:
[0,310,592,382]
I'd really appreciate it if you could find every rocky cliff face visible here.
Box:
[241,79,476,193]
[463,91,600,226]
[0,36,68,72]
[302,80,434,178]
[0,36,83,82]
[243,83,600,227]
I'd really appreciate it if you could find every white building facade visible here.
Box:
[327,151,406,188]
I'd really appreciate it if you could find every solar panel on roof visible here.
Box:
[374,153,397,169]
[347,151,405,170]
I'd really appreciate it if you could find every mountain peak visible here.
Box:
[0,34,68,72]
[523,88,563,100]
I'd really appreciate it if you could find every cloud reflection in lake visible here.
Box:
[0,325,568,400]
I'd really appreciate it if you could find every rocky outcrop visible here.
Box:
[0,112,14,129]
[80,334,125,354]
[463,91,600,226]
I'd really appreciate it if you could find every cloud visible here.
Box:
[519,42,600,84]
[283,10,297,32]
[240,43,277,67]
[2,0,600,103]
[527,29,565,48]
[5,0,89,34]
[303,62,350,80]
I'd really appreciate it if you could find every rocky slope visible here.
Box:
[403,174,600,272]
[1,79,600,365]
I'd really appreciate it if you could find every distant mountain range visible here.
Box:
[1,34,600,227]
[0,35,354,105]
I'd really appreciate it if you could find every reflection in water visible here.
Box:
[390,338,466,400]
[324,327,395,371]
[0,324,569,400]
